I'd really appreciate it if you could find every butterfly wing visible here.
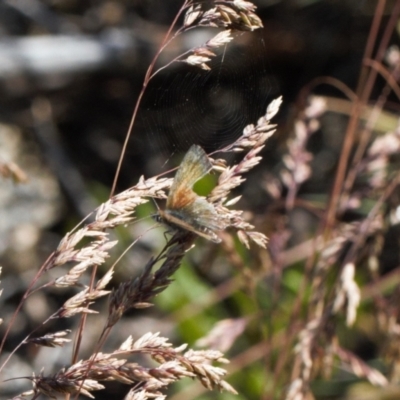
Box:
[166,144,212,210]
[162,144,227,243]
[188,197,229,231]
[165,197,228,242]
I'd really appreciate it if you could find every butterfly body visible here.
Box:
[158,145,227,243]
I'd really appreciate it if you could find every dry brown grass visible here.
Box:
[0,2,274,399]
[2,1,400,400]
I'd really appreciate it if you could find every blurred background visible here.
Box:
[1,1,399,399]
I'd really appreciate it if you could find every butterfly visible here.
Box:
[157,144,228,243]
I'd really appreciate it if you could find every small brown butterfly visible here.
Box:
[157,144,227,243]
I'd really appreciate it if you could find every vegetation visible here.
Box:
[1,1,400,400]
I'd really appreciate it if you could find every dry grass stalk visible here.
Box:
[285,206,394,399]
[1,2,272,398]
[6,95,281,400]
[280,97,326,210]
[332,262,360,326]
[181,3,262,71]
[208,96,282,248]
[335,346,388,387]
[27,330,72,348]
[107,231,195,328]
[278,80,400,397]
[27,94,279,397]
[51,95,280,328]
[29,333,237,399]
